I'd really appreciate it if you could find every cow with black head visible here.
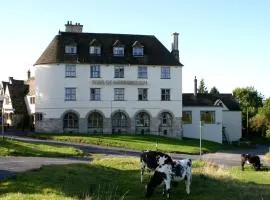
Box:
[140,150,173,183]
[144,157,192,198]
[241,154,261,171]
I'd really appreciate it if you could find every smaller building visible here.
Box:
[1,77,30,129]
[182,77,242,143]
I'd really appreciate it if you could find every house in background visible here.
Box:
[182,77,242,143]
[33,21,184,136]
[1,77,29,128]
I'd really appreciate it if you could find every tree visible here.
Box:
[233,87,263,136]
[209,87,219,95]
[198,79,208,94]
[250,98,270,137]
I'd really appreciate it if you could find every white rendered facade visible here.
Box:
[35,63,183,136]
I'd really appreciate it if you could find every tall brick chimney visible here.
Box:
[171,32,179,61]
[65,21,83,33]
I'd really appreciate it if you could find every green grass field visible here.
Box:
[0,138,85,157]
[0,156,269,200]
[27,133,245,154]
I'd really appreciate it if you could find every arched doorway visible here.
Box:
[63,112,79,133]
[159,112,173,135]
[135,111,150,134]
[88,111,103,134]
[111,111,129,134]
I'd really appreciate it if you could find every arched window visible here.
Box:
[112,112,128,127]
[63,112,79,128]
[160,112,173,127]
[88,112,103,128]
[135,112,150,127]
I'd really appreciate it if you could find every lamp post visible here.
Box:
[1,107,4,139]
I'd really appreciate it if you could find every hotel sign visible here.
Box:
[92,80,148,85]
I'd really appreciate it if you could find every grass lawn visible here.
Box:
[27,133,244,154]
[0,138,85,157]
[0,156,269,200]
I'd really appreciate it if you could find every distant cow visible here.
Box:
[145,158,192,198]
[140,150,173,183]
[241,154,261,171]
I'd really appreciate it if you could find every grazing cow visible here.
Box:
[140,150,173,183]
[241,154,261,171]
[145,158,192,198]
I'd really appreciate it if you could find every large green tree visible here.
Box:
[250,98,270,137]
[198,79,208,94]
[233,87,263,136]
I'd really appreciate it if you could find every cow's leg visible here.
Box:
[141,162,146,183]
[163,175,171,198]
[185,174,191,195]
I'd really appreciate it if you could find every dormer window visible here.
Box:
[133,47,144,56]
[65,45,77,54]
[113,47,124,56]
[113,40,124,56]
[132,41,144,57]
[89,39,101,55]
[89,46,101,55]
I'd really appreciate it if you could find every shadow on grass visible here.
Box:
[0,139,84,157]
[0,161,269,200]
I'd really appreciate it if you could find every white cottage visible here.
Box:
[33,22,184,137]
[182,77,242,143]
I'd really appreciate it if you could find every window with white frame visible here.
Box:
[89,46,101,55]
[114,66,124,78]
[90,65,100,78]
[161,89,170,101]
[113,47,124,56]
[138,88,148,101]
[138,66,147,78]
[65,64,76,77]
[182,111,192,124]
[161,67,171,79]
[65,88,76,101]
[35,113,43,121]
[114,88,124,101]
[133,47,144,56]
[30,97,35,104]
[200,111,215,124]
[90,88,101,101]
[65,45,77,54]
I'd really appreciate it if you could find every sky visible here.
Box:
[1,0,270,98]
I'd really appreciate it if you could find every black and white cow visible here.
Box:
[145,158,192,198]
[140,150,173,183]
[241,154,261,171]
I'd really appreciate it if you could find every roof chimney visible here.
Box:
[194,76,197,96]
[171,32,179,61]
[27,69,31,80]
[65,21,83,33]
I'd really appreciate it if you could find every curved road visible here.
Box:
[0,134,269,180]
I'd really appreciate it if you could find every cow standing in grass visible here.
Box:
[140,150,173,183]
[241,154,261,171]
[140,151,192,198]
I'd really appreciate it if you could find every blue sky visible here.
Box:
[1,0,270,98]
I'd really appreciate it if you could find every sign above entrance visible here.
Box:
[92,80,148,85]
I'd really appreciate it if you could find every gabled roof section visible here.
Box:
[183,93,241,111]
[113,39,124,47]
[132,41,144,47]
[6,78,29,115]
[34,32,183,66]
[89,38,101,46]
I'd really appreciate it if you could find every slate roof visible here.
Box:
[183,93,241,111]
[6,78,29,115]
[34,32,183,66]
